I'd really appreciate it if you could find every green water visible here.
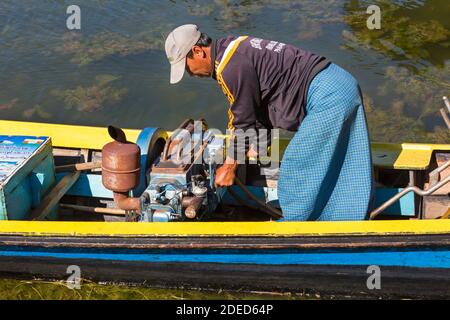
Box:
[0,278,314,300]
[0,0,449,142]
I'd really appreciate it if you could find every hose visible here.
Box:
[227,187,259,211]
[233,177,283,219]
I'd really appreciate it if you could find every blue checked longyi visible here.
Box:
[278,63,375,221]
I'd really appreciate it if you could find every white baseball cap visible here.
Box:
[165,24,202,84]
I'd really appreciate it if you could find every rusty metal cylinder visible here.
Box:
[182,196,203,219]
[102,141,141,193]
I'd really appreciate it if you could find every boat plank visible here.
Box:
[30,171,81,221]
[0,234,449,250]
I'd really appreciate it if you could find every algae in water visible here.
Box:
[0,98,19,111]
[56,28,169,66]
[377,63,450,130]
[22,105,53,119]
[364,93,450,144]
[0,278,303,300]
[343,0,450,64]
[51,75,128,112]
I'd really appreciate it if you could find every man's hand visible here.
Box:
[247,145,258,158]
[214,157,238,188]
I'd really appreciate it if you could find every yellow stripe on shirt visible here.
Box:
[216,36,249,131]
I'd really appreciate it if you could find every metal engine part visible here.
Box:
[139,119,224,222]
[101,120,224,222]
[102,126,141,213]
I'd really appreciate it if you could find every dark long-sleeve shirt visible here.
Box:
[212,36,330,160]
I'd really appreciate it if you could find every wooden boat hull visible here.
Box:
[0,221,449,298]
[2,256,449,299]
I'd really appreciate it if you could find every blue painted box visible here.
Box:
[0,136,55,220]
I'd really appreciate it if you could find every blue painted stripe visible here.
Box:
[374,188,415,216]
[56,173,112,198]
[0,248,449,269]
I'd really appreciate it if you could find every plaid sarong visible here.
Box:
[278,63,374,221]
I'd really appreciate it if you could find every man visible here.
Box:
[165,24,374,221]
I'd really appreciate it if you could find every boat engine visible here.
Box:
[102,119,224,222]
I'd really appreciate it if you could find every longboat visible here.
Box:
[0,119,449,299]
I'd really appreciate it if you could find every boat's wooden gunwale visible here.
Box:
[0,233,449,250]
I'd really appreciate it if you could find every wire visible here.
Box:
[234,177,283,219]
[227,187,259,211]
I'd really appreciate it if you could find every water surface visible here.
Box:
[0,278,311,300]
[0,0,449,142]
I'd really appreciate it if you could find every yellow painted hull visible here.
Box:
[0,220,449,238]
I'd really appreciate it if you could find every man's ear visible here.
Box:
[192,45,205,58]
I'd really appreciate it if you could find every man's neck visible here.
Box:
[210,39,217,79]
